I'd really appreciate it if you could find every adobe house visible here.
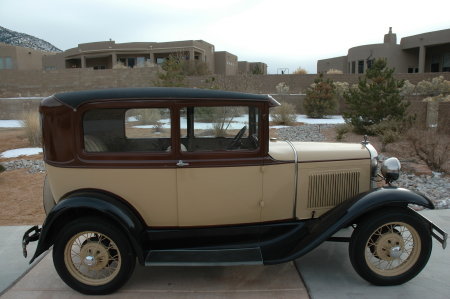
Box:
[317,28,450,74]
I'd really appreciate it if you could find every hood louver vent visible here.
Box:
[308,171,360,209]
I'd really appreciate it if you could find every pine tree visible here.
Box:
[304,73,337,118]
[343,59,408,134]
[155,55,186,87]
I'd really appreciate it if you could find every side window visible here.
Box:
[180,106,259,152]
[83,108,171,153]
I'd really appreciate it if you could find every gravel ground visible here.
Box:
[276,124,335,142]
[2,124,449,209]
[1,159,45,174]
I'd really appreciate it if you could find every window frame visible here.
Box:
[176,101,264,160]
[76,100,177,163]
[74,99,269,167]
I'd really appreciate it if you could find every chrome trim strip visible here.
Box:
[285,140,298,218]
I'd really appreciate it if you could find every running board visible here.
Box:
[145,248,263,266]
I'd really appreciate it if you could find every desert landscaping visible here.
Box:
[1,113,449,226]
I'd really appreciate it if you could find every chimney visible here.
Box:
[384,27,397,44]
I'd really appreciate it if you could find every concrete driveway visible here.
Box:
[295,209,450,299]
[1,210,449,298]
[2,252,308,298]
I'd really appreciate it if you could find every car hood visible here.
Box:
[268,140,370,162]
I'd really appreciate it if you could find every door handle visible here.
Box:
[176,160,190,167]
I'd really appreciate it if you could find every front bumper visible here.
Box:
[415,211,448,249]
[22,225,41,258]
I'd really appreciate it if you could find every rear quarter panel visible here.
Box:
[45,164,177,226]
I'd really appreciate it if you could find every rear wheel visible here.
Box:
[349,208,432,285]
[53,218,136,295]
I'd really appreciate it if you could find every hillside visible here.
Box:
[0,26,61,52]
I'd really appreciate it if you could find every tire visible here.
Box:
[53,217,136,295]
[349,208,432,285]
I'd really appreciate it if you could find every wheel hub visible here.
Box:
[83,255,96,266]
[375,233,405,261]
[80,242,109,270]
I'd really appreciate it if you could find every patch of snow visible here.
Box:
[269,115,345,125]
[0,97,44,100]
[126,116,139,122]
[0,120,23,128]
[270,125,290,129]
[0,148,42,158]
[296,115,344,124]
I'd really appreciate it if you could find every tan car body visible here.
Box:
[45,140,370,226]
[24,88,446,295]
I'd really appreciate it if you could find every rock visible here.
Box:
[0,159,45,173]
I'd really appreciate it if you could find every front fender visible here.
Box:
[30,190,147,264]
[346,187,434,219]
[263,187,434,264]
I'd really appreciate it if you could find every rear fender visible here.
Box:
[30,190,147,264]
[263,187,434,264]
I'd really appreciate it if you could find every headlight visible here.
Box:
[381,157,401,183]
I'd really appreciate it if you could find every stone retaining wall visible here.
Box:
[1,68,449,97]
[0,70,449,133]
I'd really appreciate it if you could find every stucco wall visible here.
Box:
[438,102,450,135]
[317,56,347,73]
[1,69,450,97]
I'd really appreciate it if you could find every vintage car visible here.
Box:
[22,88,447,295]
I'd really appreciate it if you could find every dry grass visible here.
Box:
[407,128,450,173]
[270,103,297,125]
[19,110,42,147]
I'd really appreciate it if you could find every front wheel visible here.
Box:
[349,208,432,285]
[53,217,136,295]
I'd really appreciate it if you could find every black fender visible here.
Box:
[30,190,147,264]
[262,187,434,264]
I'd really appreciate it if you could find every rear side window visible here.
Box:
[83,108,171,153]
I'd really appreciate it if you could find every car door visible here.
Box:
[176,104,264,227]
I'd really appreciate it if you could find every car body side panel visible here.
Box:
[45,164,177,226]
[177,166,262,226]
[261,163,296,221]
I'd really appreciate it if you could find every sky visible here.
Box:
[1,0,449,74]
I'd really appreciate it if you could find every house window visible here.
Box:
[443,53,450,72]
[431,55,440,72]
[5,57,13,69]
[358,60,364,74]
[351,61,356,74]
[127,58,136,68]
[137,57,146,67]
[0,57,13,69]
[366,59,374,69]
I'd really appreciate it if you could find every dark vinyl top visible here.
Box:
[52,87,278,109]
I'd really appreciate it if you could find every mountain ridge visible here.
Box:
[0,26,61,52]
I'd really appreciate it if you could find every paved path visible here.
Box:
[0,226,37,294]
[295,209,450,299]
[2,255,308,298]
[2,210,449,298]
